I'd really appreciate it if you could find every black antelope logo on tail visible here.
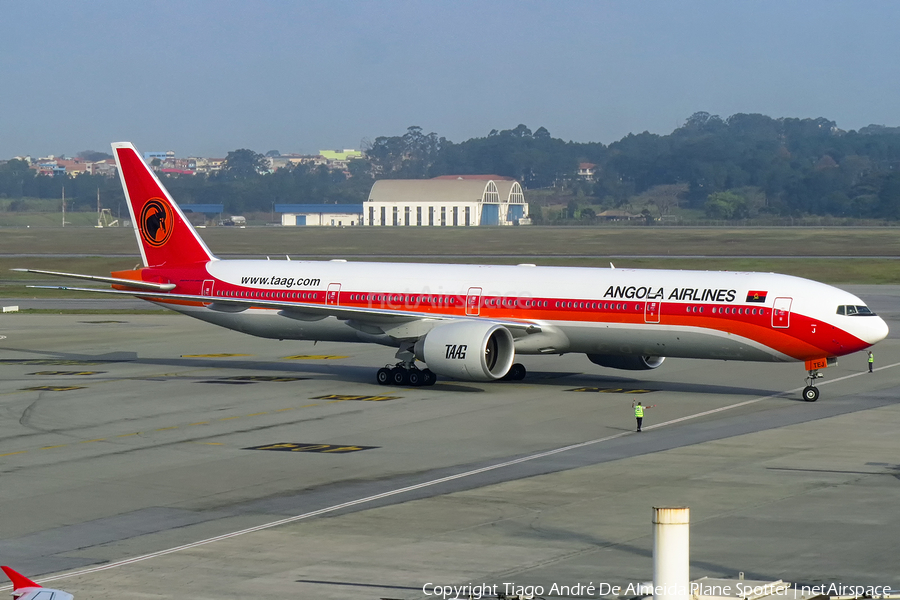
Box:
[140,198,173,247]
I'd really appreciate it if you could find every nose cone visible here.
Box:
[861,316,890,345]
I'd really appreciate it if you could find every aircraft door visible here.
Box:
[466,287,482,316]
[772,297,792,328]
[644,301,661,323]
[201,279,214,296]
[326,283,341,306]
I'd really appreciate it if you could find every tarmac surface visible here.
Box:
[0,285,898,599]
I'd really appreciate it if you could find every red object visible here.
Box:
[1,566,41,591]
[114,145,213,268]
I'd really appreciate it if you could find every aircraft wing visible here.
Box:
[26,284,543,335]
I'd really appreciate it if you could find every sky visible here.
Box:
[2,1,899,159]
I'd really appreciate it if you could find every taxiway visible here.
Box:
[0,285,898,599]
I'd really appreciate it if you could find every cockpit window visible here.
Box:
[837,305,876,316]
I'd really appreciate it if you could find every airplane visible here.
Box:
[16,142,889,402]
[1,566,74,600]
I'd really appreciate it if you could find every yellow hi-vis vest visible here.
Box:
[635,405,644,418]
[869,355,874,363]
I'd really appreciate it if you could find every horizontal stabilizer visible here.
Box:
[12,269,176,291]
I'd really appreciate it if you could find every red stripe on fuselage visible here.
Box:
[131,265,866,361]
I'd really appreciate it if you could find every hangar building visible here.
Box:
[364,176,528,226]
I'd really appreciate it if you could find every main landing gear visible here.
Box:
[802,369,823,402]
[376,364,437,387]
[502,363,527,381]
[376,342,437,387]
[375,363,527,386]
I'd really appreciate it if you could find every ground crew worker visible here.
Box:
[632,399,647,432]
[868,351,874,373]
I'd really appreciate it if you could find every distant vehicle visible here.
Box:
[222,215,246,226]
[16,143,889,401]
[1,566,74,600]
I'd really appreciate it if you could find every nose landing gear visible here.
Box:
[802,369,823,402]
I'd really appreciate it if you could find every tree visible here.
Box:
[704,191,748,219]
[220,149,267,179]
[875,172,900,220]
[507,124,532,138]
[5,112,900,220]
[366,126,443,178]
[77,150,113,162]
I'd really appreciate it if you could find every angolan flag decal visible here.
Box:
[746,290,768,303]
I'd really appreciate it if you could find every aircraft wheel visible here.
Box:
[376,368,391,386]
[422,369,437,386]
[391,368,409,386]
[802,386,819,402]
[407,370,423,386]
[509,363,527,380]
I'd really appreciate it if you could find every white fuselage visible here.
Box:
[148,259,887,364]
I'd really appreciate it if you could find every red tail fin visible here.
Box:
[113,142,215,268]
[1,566,40,590]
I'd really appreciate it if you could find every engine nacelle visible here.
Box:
[587,354,666,371]
[414,320,515,382]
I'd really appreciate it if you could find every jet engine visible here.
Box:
[587,354,666,370]
[415,320,515,381]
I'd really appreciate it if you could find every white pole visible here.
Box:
[653,507,690,600]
